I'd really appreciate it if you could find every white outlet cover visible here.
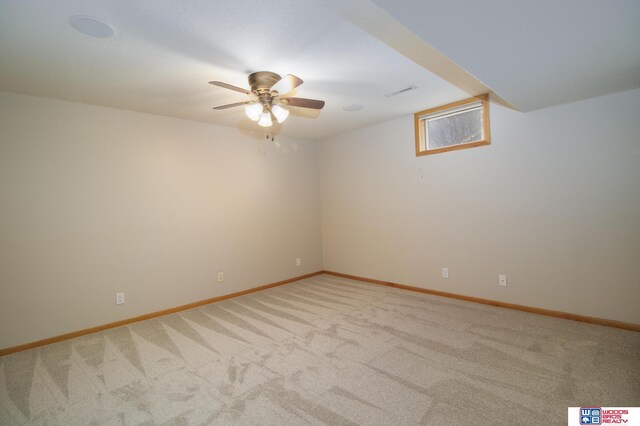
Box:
[442,268,448,278]
[296,258,301,266]
[499,275,507,287]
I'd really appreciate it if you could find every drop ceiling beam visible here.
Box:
[318,0,516,110]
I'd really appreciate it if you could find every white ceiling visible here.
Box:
[1,0,638,140]
[0,0,468,140]
[369,0,640,111]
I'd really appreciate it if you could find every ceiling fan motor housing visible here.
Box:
[248,71,282,110]
[248,71,281,93]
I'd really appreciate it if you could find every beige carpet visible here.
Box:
[0,274,638,425]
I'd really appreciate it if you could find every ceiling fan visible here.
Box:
[209,71,325,129]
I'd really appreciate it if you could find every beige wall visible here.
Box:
[320,89,640,324]
[2,88,638,349]
[0,92,323,349]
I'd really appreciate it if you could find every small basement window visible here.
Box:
[414,94,490,156]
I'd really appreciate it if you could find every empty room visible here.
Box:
[1,0,639,425]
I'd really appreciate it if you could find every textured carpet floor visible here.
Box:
[1,274,638,425]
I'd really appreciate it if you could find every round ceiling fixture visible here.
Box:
[342,104,364,112]
[69,16,115,38]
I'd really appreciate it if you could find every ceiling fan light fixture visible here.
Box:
[244,103,263,121]
[258,111,273,127]
[271,104,289,123]
[210,71,325,130]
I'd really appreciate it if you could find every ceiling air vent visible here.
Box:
[385,85,418,97]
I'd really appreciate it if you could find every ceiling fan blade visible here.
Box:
[282,97,325,110]
[209,81,251,95]
[270,74,303,95]
[212,101,253,110]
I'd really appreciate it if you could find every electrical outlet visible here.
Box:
[217,272,224,282]
[296,257,301,266]
[442,268,449,278]
[499,274,507,287]
[116,292,125,305]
